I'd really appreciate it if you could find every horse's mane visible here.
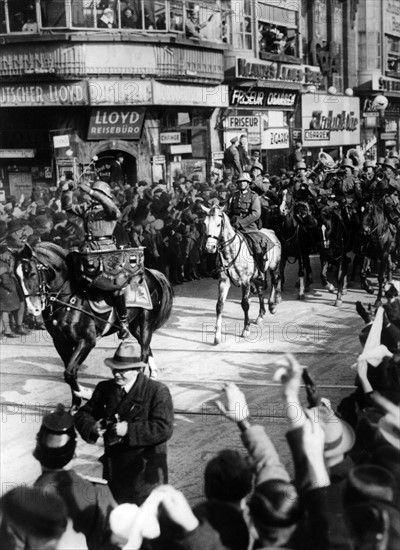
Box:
[34,242,68,269]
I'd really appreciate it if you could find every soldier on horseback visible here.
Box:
[61,180,132,339]
[374,158,400,260]
[227,172,268,282]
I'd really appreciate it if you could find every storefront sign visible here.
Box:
[153,83,229,107]
[53,135,70,149]
[384,0,400,37]
[229,87,298,110]
[302,95,360,146]
[170,144,192,154]
[236,58,323,86]
[381,132,397,140]
[372,75,400,94]
[0,82,88,107]
[152,155,166,164]
[87,108,145,140]
[160,132,181,144]
[89,80,152,105]
[0,44,85,77]
[0,149,35,158]
[225,116,260,130]
[262,129,290,149]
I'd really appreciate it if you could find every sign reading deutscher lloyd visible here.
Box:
[301,95,360,146]
[87,108,145,140]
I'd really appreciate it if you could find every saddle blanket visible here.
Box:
[89,276,153,314]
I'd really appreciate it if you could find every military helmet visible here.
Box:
[295,161,307,171]
[250,161,263,172]
[363,160,376,169]
[383,158,398,171]
[341,158,354,169]
[92,180,113,199]
[33,404,76,469]
[237,172,252,183]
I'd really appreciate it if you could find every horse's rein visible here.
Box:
[207,212,246,272]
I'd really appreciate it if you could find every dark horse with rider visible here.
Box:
[14,177,173,410]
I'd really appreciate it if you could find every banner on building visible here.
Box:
[301,95,360,146]
[87,108,145,140]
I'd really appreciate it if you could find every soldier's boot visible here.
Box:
[114,294,130,340]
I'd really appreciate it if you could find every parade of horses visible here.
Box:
[2,0,400,547]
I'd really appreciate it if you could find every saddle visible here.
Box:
[72,247,145,291]
[88,276,153,314]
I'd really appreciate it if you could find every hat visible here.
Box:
[237,172,252,183]
[103,7,113,13]
[35,214,49,228]
[105,339,146,369]
[230,137,238,144]
[1,486,68,540]
[364,160,376,169]
[7,218,25,233]
[341,158,354,169]
[295,161,307,171]
[389,150,400,160]
[251,162,264,172]
[138,179,149,187]
[33,404,76,469]
[53,212,68,224]
[344,465,397,505]
[377,157,386,166]
[308,401,355,460]
[378,414,400,449]
[384,158,398,171]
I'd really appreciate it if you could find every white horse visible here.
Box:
[203,205,282,345]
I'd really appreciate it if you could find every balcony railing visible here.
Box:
[0,0,228,44]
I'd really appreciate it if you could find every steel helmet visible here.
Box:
[383,158,398,171]
[92,180,113,199]
[251,161,264,172]
[363,160,376,169]
[237,172,252,183]
[341,158,354,169]
[295,161,307,171]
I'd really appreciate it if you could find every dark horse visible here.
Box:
[317,204,355,306]
[14,243,173,410]
[278,190,317,300]
[360,200,396,307]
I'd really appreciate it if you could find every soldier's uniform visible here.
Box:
[62,181,130,338]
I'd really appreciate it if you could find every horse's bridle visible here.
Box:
[206,212,236,250]
[19,255,52,309]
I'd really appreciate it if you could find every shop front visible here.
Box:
[301,93,361,165]
[223,56,322,174]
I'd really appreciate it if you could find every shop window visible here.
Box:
[41,0,67,27]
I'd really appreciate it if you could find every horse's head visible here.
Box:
[202,205,226,254]
[14,243,65,316]
[361,201,381,236]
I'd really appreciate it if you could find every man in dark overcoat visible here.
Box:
[74,339,174,505]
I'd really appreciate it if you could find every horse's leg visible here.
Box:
[241,283,252,338]
[304,252,313,291]
[320,252,335,293]
[255,276,266,325]
[360,255,374,294]
[335,255,347,307]
[269,266,280,314]
[65,339,95,412]
[375,253,388,307]
[297,253,306,300]
[388,253,393,284]
[215,276,230,345]
[137,312,159,379]
[279,252,286,292]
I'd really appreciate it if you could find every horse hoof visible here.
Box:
[214,337,221,345]
[324,283,336,294]
[334,299,342,307]
[297,294,306,301]
[242,329,250,339]
[269,305,277,315]
[342,288,348,295]
[275,294,282,304]
[256,316,264,325]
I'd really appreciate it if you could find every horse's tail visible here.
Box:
[146,268,174,331]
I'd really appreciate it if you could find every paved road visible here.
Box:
[1,265,377,503]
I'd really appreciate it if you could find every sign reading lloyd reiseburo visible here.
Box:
[87,108,145,140]
[301,95,360,146]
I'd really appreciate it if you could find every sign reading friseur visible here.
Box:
[301,95,360,146]
[87,108,145,140]
[229,87,299,110]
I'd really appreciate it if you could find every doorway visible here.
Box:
[95,150,137,187]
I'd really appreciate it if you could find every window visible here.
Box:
[5,0,38,32]
[258,1,298,59]
[230,0,252,49]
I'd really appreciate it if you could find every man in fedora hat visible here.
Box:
[74,339,174,505]
[223,136,242,184]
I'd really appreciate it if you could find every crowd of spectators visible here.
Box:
[1,312,400,549]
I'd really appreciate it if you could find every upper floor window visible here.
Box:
[258,0,299,60]
[0,0,227,42]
